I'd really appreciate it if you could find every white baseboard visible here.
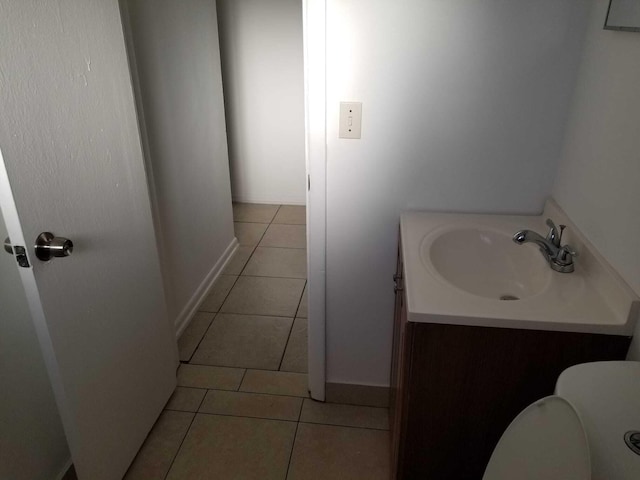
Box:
[174,238,239,338]
[232,194,306,206]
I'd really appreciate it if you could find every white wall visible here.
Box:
[217,0,306,205]
[324,0,591,386]
[0,211,69,480]
[123,0,236,329]
[552,0,640,358]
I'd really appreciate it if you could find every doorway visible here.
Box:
[212,1,322,397]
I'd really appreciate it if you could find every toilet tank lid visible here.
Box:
[483,395,590,480]
[556,361,640,480]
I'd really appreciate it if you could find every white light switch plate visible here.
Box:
[339,102,362,139]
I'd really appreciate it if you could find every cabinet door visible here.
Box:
[390,233,412,480]
[390,235,404,402]
[402,323,630,479]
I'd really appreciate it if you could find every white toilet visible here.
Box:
[483,361,640,480]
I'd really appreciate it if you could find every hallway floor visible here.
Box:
[124,203,390,479]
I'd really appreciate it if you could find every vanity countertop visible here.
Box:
[400,199,639,335]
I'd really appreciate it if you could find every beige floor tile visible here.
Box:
[177,364,244,391]
[300,399,389,430]
[297,283,308,318]
[243,247,307,278]
[273,205,306,225]
[199,275,237,312]
[191,314,293,370]
[177,312,214,362]
[124,410,194,480]
[287,423,390,480]
[240,370,309,397]
[233,203,279,223]
[166,414,296,480]
[222,246,254,275]
[221,276,305,317]
[235,222,269,246]
[280,318,308,373]
[199,390,302,421]
[165,387,207,413]
[259,224,306,249]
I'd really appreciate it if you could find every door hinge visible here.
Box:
[307,175,311,191]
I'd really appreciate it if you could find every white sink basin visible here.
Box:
[424,227,552,300]
[400,199,639,335]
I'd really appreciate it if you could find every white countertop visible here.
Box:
[400,199,639,335]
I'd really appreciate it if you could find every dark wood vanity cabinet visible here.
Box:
[389,243,631,480]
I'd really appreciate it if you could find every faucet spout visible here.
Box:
[512,220,576,273]
[512,229,556,257]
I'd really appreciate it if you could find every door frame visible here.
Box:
[303,0,327,401]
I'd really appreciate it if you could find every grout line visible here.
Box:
[183,314,216,363]
[271,205,282,225]
[208,272,242,315]
[212,312,296,319]
[285,420,300,480]
[203,387,309,400]
[187,271,243,363]
[237,368,248,391]
[198,313,296,325]
[192,410,300,424]
[230,205,282,224]
[162,411,198,480]
[294,279,307,320]
[206,312,296,320]
[232,220,279,224]
[297,421,391,432]
[236,244,257,277]
[277,317,296,371]
[235,226,269,250]
[186,361,304,375]
[163,408,389,433]
[207,311,299,319]
[252,245,307,250]
[215,274,241,310]
[195,388,208,412]
[237,273,307,281]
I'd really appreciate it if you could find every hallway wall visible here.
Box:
[217,0,306,205]
[123,0,236,331]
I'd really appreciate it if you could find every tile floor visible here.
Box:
[124,203,390,480]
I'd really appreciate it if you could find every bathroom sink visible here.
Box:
[423,227,552,300]
[399,199,639,335]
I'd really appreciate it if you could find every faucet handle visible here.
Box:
[545,218,562,247]
[556,244,577,265]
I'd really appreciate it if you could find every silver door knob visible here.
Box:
[35,232,73,261]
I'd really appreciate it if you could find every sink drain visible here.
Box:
[499,294,520,301]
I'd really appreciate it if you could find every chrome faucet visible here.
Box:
[513,219,577,273]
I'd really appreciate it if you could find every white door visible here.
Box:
[0,2,177,479]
